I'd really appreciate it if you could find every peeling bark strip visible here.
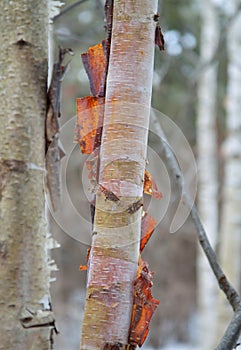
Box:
[46,47,73,145]
[81,43,108,97]
[75,97,105,154]
[155,23,165,51]
[153,14,165,51]
[144,169,162,199]
[128,258,160,347]
[81,0,113,98]
[76,1,115,232]
[19,301,57,331]
[140,212,156,253]
[77,1,161,349]
[105,0,114,44]
[45,47,73,211]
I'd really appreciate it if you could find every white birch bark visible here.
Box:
[0,1,54,349]
[196,1,219,348]
[80,1,158,349]
[216,3,241,340]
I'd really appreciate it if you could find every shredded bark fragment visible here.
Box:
[19,302,58,333]
[140,213,156,252]
[81,0,113,99]
[45,47,73,211]
[128,257,160,347]
[75,97,105,154]
[155,23,165,51]
[153,13,160,22]
[76,0,114,249]
[81,43,107,97]
[104,0,114,44]
[45,137,61,211]
[144,169,162,199]
[102,0,114,88]
[79,247,91,271]
[46,47,73,146]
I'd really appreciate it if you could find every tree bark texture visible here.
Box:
[217,5,241,340]
[80,1,158,349]
[196,1,219,348]
[0,1,53,349]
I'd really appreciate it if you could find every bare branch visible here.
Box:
[52,0,106,22]
[216,307,241,350]
[53,0,89,21]
[151,112,241,348]
[190,204,241,312]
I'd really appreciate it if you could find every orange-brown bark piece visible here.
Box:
[81,42,107,97]
[144,170,162,199]
[75,96,105,154]
[79,264,88,271]
[79,247,91,271]
[77,40,109,155]
[140,213,157,252]
[128,257,160,347]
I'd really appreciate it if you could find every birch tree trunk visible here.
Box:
[216,4,241,340]
[196,1,219,348]
[80,1,158,349]
[0,1,53,349]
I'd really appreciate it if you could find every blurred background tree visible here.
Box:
[196,0,219,348]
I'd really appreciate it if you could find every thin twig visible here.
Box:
[53,0,89,21]
[95,0,105,19]
[151,112,241,348]
[190,204,241,312]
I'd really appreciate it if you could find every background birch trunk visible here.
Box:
[216,4,241,340]
[0,1,53,349]
[196,1,219,348]
[80,1,158,348]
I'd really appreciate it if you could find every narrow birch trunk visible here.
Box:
[80,1,158,348]
[0,1,53,349]
[196,1,219,348]
[216,5,241,340]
